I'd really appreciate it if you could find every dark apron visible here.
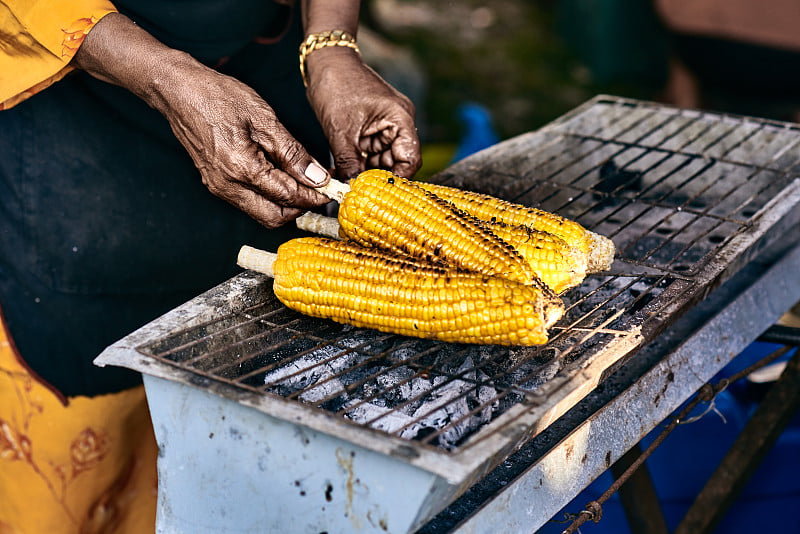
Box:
[0,2,328,397]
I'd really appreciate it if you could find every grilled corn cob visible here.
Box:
[237,238,564,346]
[296,212,587,294]
[415,181,615,272]
[338,169,538,286]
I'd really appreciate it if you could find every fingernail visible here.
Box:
[305,161,329,186]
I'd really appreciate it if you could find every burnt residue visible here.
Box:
[653,371,676,408]
[624,290,658,316]
[187,374,212,388]
[390,444,421,460]
[592,160,643,206]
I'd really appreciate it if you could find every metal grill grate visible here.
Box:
[135,96,800,454]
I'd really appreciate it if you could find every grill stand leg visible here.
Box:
[674,347,800,534]
[610,444,669,534]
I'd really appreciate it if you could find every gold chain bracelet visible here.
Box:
[299,30,360,87]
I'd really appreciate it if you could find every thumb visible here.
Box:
[252,123,331,189]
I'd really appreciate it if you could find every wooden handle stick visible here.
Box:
[295,212,341,239]
[315,177,350,203]
[237,245,277,278]
[241,180,347,276]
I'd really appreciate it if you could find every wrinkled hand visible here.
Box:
[73,13,331,229]
[305,48,421,180]
[154,62,332,228]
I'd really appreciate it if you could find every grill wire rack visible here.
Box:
[132,95,800,459]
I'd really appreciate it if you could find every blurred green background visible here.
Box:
[359,0,671,178]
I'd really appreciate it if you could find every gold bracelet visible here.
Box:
[299,30,360,87]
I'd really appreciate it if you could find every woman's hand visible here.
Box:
[305,47,422,180]
[73,13,331,228]
[146,61,333,228]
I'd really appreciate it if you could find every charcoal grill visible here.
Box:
[95,95,800,533]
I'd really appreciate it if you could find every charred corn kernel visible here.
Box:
[416,181,615,272]
[487,221,587,293]
[261,237,564,346]
[414,181,583,244]
[338,169,538,286]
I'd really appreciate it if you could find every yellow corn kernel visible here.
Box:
[338,169,538,286]
[258,237,565,346]
[416,181,615,272]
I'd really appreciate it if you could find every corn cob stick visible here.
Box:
[336,169,538,286]
[314,177,350,204]
[296,211,341,239]
[414,181,615,272]
[237,238,564,346]
[296,212,587,294]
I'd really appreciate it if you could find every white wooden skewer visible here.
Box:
[238,180,347,277]
[237,245,277,278]
[315,177,350,204]
[295,212,341,239]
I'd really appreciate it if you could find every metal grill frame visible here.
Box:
[96,95,800,488]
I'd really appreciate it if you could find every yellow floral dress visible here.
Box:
[0,314,158,534]
[1,5,157,532]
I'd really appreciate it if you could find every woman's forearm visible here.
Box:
[301,0,360,35]
[300,0,364,89]
[71,12,198,113]
[299,0,420,179]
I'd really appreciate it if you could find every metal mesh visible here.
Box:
[137,97,800,452]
